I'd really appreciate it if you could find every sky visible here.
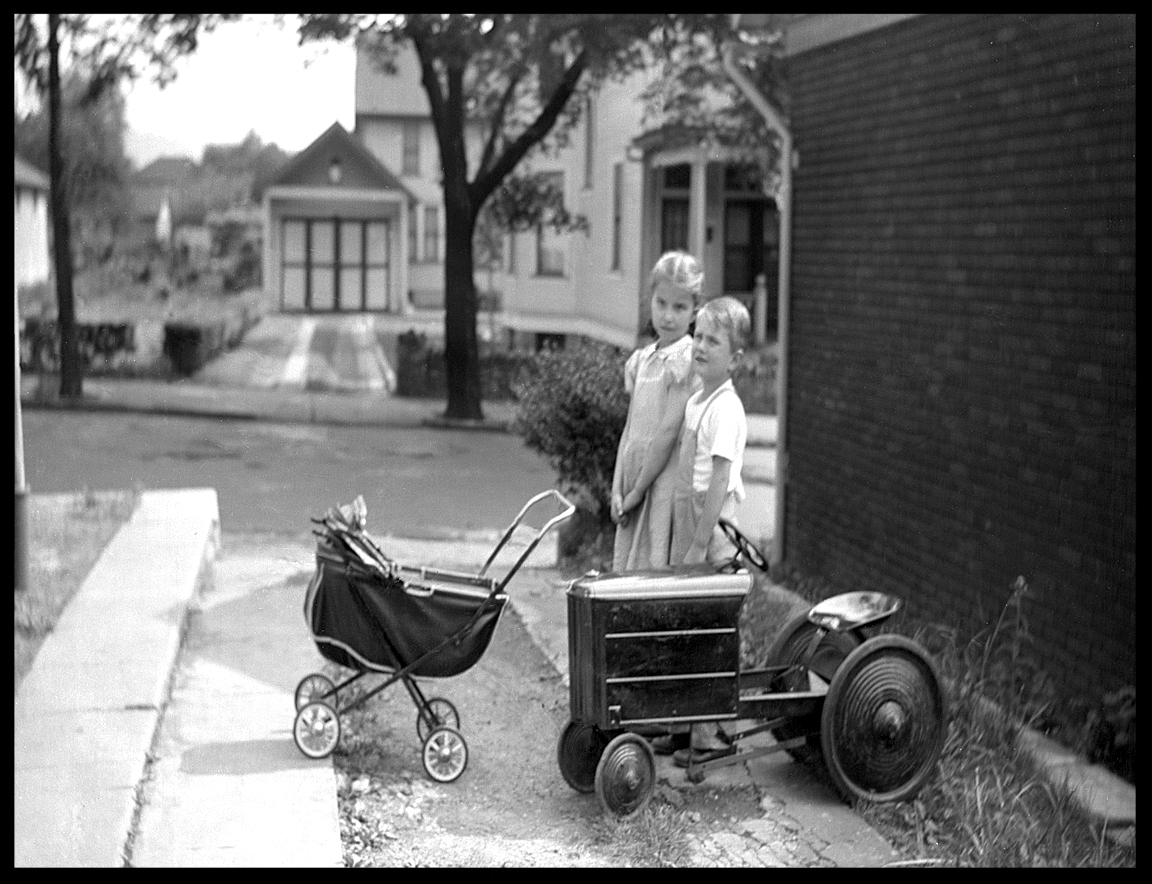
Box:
[122,15,356,168]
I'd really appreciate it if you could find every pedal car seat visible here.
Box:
[808,591,901,633]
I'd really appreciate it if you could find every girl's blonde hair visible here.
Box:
[649,250,703,302]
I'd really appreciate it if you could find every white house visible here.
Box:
[268,35,780,352]
[14,154,51,292]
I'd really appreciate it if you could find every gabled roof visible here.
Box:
[270,121,415,201]
[15,154,49,190]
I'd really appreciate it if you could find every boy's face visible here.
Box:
[649,280,695,346]
[691,313,741,385]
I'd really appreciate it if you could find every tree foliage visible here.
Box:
[298,13,746,422]
[14,72,133,262]
[201,129,291,202]
[637,22,787,196]
[14,13,239,398]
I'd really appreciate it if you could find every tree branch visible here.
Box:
[471,48,588,209]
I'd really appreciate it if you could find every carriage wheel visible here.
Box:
[416,697,461,743]
[763,612,862,763]
[293,701,341,759]
[422,726,469,783]
[557,721,611,794]
[719,519,770,572]
[594,733,656,820]
[295,673,337,712]
[820,635,947,804]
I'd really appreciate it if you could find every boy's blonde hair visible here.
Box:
[649,250,703,302]
[697,295,752,354]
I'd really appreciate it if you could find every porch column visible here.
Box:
[398,199,411,315]
[690,156,708,271]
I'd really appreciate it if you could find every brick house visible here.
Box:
[764,13,1135,701]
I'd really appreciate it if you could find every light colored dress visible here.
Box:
[613,336,696,572]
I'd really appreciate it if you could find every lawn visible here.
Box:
[14,489,140,693]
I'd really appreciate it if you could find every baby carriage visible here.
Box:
[292,489,575,783]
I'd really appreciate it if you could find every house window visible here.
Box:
[583,95,595,190]
[423,205,439,262]
[535,172,566,277]
[402,121,421,176]
[408,203,419,263]
[611,162,623,271]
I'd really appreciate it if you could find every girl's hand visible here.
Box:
[620,490,642,516]
[611,493,625,524]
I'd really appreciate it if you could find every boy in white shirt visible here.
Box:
[670,295,750,568]
[655,295,751,766]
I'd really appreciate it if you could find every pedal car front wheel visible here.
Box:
[422,726,469,783]
[294,701,341,759]
[416,697,460,743]
[594,733,656,820]
[295,673,337,712]
[557,721,611,794]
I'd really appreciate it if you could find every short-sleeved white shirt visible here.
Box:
[683,379,746,502]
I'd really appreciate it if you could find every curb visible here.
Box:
[14,489,221,868]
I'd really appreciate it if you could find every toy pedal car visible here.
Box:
[556,525,947,819]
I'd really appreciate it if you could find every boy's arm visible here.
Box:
[682,456,732,565]
[619,383,692,515]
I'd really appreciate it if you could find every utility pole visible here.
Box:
[15,281,30,593]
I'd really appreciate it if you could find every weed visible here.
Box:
[586,800,694,868]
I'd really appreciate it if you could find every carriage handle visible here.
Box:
[479,489,576,587]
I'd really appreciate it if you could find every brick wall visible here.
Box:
[783,13,1135,700]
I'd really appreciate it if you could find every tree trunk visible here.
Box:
[442,188,484,421]
[48,13,82,398]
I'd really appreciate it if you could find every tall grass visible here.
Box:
[852,577,1136,868]
[15,489,140,692]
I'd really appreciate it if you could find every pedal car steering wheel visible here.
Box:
[719,519,769,572]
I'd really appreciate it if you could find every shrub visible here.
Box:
[512,340,629,556]
[395,330,529,400]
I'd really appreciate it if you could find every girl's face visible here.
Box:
[691,312,740,386]
[650,280,695,347]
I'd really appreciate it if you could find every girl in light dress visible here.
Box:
[611,251,703,572]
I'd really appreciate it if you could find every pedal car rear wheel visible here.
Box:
[764,612,861,763]
[820,635,947,804]
[295,673,337,712]
[594,733,656,820]
[422,726,469,783]
[557,721,611,794]
[294,701,341,759]
[416,697,460,743]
